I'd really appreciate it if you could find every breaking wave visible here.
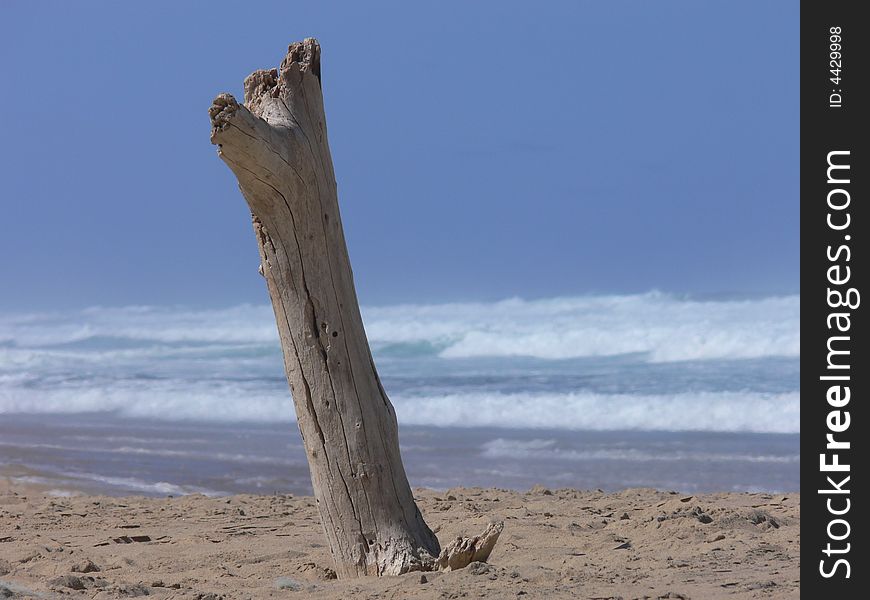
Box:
[0,293,799,433]
[0,384,799,434]
[0,292,798,362]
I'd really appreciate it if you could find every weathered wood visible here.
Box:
[208,38,500,578]
[435,521,504,571]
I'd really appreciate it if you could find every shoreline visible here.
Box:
[0,478,799,599]
[0,413,800,498]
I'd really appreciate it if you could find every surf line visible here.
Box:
[817,149,858,580]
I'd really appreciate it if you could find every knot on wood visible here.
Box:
[353,463,373,479]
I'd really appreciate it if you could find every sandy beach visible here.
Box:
[1,2,804,596]
[1,471,798,599]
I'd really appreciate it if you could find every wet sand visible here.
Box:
[0,414,801,497]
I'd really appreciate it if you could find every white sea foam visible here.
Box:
[480,439,800,463]
[391,390,799,434]
[365,292,800,362]
[45,489,82,497]
[11,472,221,496]
[0,294,799,433]
[63,472,224,496]
[0,383,799,434]
[0,304,278,347]
[0,292,798,362]
[0,441,298,466]
[0,379,295,422]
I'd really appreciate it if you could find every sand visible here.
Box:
[0,472,799,599]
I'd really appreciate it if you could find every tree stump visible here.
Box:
[208,38,500,578]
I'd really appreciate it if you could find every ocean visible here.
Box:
[0,292,800,496]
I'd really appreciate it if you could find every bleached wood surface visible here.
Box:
[210,39,504,578]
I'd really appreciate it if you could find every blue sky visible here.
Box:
[0,1,798,309]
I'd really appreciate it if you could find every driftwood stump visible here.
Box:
[208,38,500,578]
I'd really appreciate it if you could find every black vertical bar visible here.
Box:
[802,0,867,595]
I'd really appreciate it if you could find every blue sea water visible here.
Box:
[0,292,799,494]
